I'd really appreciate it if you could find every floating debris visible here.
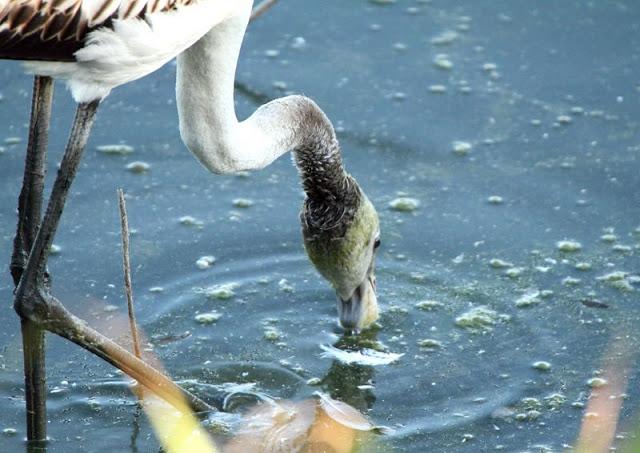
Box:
[272,80,287,90]
[612,244,632,253]
[369,0,396,4]
[204,283,237,300]
[263,326,284,342]
[417,338,443,349]
[580,299,609,309]
[455,306,510,332]
[487,195,504,204]
[515,410,541,422]
[562,277,581,286]
[49,244,62,255]
[600,233,617,243]
[430,30,459,45]
[482,63,497,72]
[179,215,201,226]
[290,36,306,49]
[516,291,541,308]
[389,197,420,212]
[415,300,443,311]
[319,344,403,366]
[557,115,572,125]
[194,312,222,325]
[264,49,280,58]
[428,84,447,93]
[4,137,21,145]
[574,262,592,271]
[505,267,524,278]
[393,42,408,51]
[556,240,582,252]
[433,54,453,70]
[532,361,552,371]
[2,428,17,436]
[195,255,216,270]
[542,393,566,410]
[586,377,607,388]
[125,161,150,173]
[452,140,472,155]
[489,258,512,269]
[278,278,294,293]
[597,271,635,292]
[97,144,134,155]
[149,286,164,293]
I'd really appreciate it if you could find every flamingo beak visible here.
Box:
[336,273,378,333]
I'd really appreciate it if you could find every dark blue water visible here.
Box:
[0,1,639,451]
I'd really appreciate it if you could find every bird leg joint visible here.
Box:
[13,283,64,328]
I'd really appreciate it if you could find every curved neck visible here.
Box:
[175,2,352,202]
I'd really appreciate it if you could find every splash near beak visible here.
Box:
[337,276,378,332]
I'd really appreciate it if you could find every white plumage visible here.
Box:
[23,0,244,102]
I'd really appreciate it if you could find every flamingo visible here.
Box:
[0,0,381,441]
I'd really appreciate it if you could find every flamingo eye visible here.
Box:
[373,237,381,250]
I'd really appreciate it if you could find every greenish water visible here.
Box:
[1,1,639,451]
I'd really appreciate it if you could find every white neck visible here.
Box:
[176,1,343,181]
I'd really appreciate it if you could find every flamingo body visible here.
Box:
[0,0,243,101]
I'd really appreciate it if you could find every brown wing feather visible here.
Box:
[0,0,198,62]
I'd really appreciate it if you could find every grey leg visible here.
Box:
[13,100,215,416]
[11,76,54,443]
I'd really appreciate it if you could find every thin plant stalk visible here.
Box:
[250,0,279,22]
[118,189,142,360]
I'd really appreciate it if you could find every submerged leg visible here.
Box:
[11,76,54,443]
[13,99,96,444]
[13,100,215,415]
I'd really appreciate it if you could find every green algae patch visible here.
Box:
[544,393,567,409]
[532,361,551,371]
[97,144,134,155]
[587,377,607,388]
[263,326,284,342]
[556,240,582,252]
[232,198,253,208]
[597,271,635,292]
[489,258,512,269]
[455,306,510,332]
[600,233,618,243]
[125,161,150,173]
[417,339,443,349]
[415,300,444,311]
[575,262,592,271]
[389,197,420,212]
[452,141,472,155]
[194,312,222,325]
[516,291,542,308]
[505,267,524,278]
[203,283,238,300]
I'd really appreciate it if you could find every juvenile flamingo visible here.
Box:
[0,0,381,441]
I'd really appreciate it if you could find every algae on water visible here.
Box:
[455,306,510,332]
